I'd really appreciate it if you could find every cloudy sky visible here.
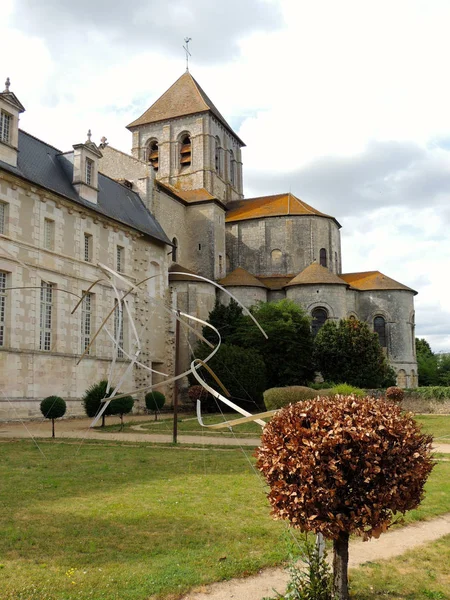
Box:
[2,0,450,352]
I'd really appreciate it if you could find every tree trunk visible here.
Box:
[120,414,124,431]
[51,418,55,438]
[333,531,350,600]
[154,410,157,421]
[102,414,105,427]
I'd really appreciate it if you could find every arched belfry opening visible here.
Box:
[180,134,191,168]
[147,140,158,171]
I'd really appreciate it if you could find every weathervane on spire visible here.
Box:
[183,37,192,72]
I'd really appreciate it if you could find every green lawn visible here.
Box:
[0,439,449,600]
[415,414,450,443]
[350,535,450,599]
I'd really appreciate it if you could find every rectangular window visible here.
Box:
[44,218,55,250]
[116,245,124,273]
[40,281,53,351]
[114,302,124,358]
[81,292,92,354]
[0,111,11,143]
[218,254,223,276]
[0,202,6,235]
[0,271,7,347]
[84,233,92,262]
[85,158,93,186]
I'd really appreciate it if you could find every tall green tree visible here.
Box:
[201,299,243,345]
[415,338,438,386]
[313,318,393,388]
[231,299,314,389]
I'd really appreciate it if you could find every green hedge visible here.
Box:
[263,386,318,410]
[405,386,450,400]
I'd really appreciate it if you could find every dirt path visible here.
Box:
[180,514,450,600]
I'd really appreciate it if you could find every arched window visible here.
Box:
[147,140,158,171]
[172,237,178,263]
[180,134,191,167]
[319,248,327,268]
[215,137,222,175]
[374,316,386,347]
[397,369,406,388]
[271,249,283,269]
[149,261,161,297]
[229,149,235,186]
[312,307,328,336]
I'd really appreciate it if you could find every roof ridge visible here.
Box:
[187,73,211,112]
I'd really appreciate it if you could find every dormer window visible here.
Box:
[0,110,11,143]
[85,158,93,186]
[148,140,159,171]
[180,134,191,167]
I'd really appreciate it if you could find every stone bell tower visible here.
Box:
[126,71,245,204]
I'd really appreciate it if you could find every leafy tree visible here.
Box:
[145,391,166,420]
[109,395,134,430]
[313,318,392,388]
[193,343,267,409]
[256,395,434,600]
[231,299,314,389]
[40,395,66,438]
[82,380,115,427]
[201,299,243,345]
[437,353,450,386]
[415,338,439,386]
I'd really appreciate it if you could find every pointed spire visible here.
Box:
[4,77,10,92]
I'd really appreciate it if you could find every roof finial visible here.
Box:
[100,136,108,148]
[4,77,10,92]
[86,129,92,143]
[183,37,192,72]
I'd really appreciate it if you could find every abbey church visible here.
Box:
[0,73,417,418]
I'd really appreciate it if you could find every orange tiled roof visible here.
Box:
[158,182,217,204]
[168,263,200,282]
[127,72,245,146]
[226,193,340,226]
[339,271,417,294]
[286,263,348,287]
[256,276,296,290]
[219,267,267,288]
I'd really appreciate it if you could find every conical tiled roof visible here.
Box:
[168,263,200,282]
[218,267,267,288]
[127,72,244,145]
[226,193,340,227]
[339,271,417,294]
[286,263,348,287]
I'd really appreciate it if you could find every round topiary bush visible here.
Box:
[109,395,135,430]
[145,391,166,420]
[40,395,66,438]
[82,380,115,427]
[386,386,404,403]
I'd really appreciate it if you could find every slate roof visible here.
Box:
[339,271,417,294]
[0,130,171,245]
[218,267,267,288]
[286,263,348,287]
[226,193,341,227]
[127,72,245,146]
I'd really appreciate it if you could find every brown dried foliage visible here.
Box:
[386,386,405,403]
[256,395,434,541]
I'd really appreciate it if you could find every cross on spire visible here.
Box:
[183,37,192,72]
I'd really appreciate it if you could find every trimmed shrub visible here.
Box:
[386,386,404,403]
[109,395,134,430]
[330,383,365,397]
[264,386,318,411]
[82,380,115,427]
[40,395,66,438]
[145,391,166,421]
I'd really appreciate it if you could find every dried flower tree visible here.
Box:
[256,395,434,600]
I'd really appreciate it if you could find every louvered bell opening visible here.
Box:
[180,155,191,165]
[151,161,159,171]
[180,144,191,154]
[149,150,158,160]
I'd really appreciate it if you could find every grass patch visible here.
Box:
[0,440,449,599]
[415,415,450,443]
[350,535,450,599]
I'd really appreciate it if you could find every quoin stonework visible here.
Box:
[0,73,417,418]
